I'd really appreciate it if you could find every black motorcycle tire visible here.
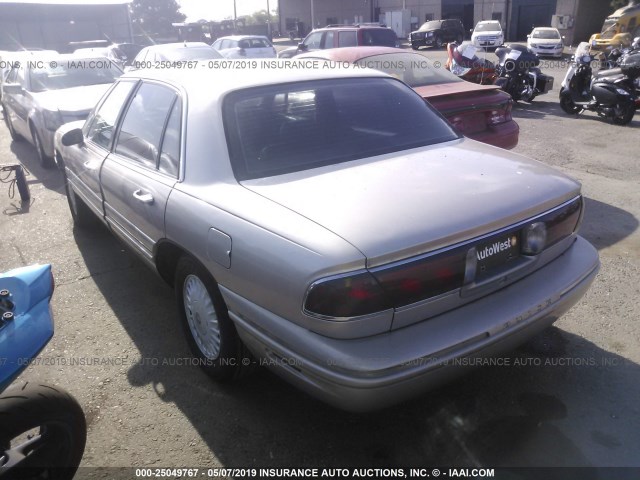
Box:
[0,382,86,480]
[612,102,636,125]
[559,88,583,114]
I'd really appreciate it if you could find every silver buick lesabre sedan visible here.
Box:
[54,64,599,411]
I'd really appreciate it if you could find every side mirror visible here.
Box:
[3,83,23,95]
[527,34,531,38]
[61,128,84,147]
[297,42,307,51]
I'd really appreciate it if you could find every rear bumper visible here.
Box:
[225,236,598,412]
[466,119,519,150]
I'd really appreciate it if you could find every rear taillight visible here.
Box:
[486,100,513,126]
[522,196,582,256]
[304,197,582,319]
[304,271,392,318]
[370,249,467,306]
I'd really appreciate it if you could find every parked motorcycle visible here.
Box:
[493,44,555,102]
[559,42,639,125]
[0,264,86,479]
[445,42,497,84]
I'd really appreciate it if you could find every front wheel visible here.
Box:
[63,168,97,229]
[4,112,23,142]
[612,101,636,125]
[175,256,253,382]
[559,88,582,114]
[0,382,86,480]
[31,126,54,169]
[435,36,444,49]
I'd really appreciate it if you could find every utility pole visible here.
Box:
[267,0,271,37]
[311,0,315,29]
[233,0,237,32]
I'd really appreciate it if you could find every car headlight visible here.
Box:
[426,32,434,37]
[43,109,63,131]
[616,88,630,95]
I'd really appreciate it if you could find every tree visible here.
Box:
[130,0,186,37]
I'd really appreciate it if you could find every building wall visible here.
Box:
[278,0,616,44]
[0,2,132,52]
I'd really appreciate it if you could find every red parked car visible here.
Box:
[298,47,519,149]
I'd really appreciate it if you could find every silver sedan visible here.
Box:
[54,64,599,411]
[2,54,122,168]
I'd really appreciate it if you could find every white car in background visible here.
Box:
[527,27,565,58]
[212,35,277,58]
[471,20,504,49]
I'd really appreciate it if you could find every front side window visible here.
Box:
[115,82,177,169]
[86,81,135,149]
[303,32,323,49]
[223,78,459,180]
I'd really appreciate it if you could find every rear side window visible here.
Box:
[115,82,177,169]
[223,78,459,180]
[338,31,357,47]
[361,29,397,47]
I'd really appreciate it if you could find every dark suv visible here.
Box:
[278,24,398,58]
[409,19,465,50]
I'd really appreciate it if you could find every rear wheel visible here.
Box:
[559,88,582,114]
[612,101,636,125]
[175,255,253,382]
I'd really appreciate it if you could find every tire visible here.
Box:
[175,255,253,382]
[559,88,582,114]
[612,101,636,125]
[456,34,463,44]
[4,111,22,142]
[0,382,86,480]
[31,125,54,169]
[435,35,444,49]
[14,165,30,203]
[63,169,97,229]
[411,43,419,50]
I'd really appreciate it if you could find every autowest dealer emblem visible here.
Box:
[477,235,518,261]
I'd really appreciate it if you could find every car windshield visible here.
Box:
[28,59,122,92]
[600,19,618,39]
[419,21,442,31]
[161,47,222,60]
[353,52,462,86]
[224,77,459,180]
[475,22,501,32]
[532,29,560,39]
[239,38,272,49]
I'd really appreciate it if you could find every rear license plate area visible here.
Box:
[475,232,521,278]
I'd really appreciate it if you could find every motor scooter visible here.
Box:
[559,42,639,124]
[0,264,86,479]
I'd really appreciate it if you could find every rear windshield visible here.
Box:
[223,78,458,180]
[361,29,397,46]
[354,52,462,86]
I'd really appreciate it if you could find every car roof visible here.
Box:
[216,35,269,41]
[531,27,558,31]
[121,63,388,96]
[298,46,403,62]
[145,42,211,51]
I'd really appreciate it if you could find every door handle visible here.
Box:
[132,189,154,205]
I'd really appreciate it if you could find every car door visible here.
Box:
[100,81,181,261]
[67,80,137,217]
